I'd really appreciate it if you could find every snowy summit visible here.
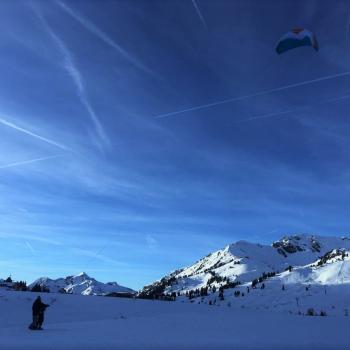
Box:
[29,272,135,296]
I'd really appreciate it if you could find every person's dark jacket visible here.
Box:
[32,298,49,316]
[37,304,49,327]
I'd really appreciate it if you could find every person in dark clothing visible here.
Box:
[29,296,49,330]
[37,302,49,329]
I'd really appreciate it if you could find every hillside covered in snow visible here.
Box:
[29,272,135,296]
[139,234,350,303]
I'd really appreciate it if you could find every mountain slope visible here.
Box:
[195,249,350,316]
[139,234,350,298]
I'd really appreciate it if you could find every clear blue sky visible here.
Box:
[1,0,350,290]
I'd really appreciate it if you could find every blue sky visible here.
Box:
[1,0,350,290]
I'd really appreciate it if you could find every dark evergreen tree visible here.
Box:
[285,265,293,272]
[31,284,49,293]
[13,281,27,291]
[306,308,315,316]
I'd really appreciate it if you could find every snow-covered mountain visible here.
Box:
[29,272,135,296]
[195,248,350,316]
[139,234,350,298]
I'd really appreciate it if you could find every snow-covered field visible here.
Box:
[1,290,350,350]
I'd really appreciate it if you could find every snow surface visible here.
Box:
[192,272,350,316]
[1,290,350,350]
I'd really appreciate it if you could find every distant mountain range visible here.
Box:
[3,233,350,314]
[29,272,136,296]
[139,234,350,301]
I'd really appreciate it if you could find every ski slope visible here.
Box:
[1,290,350,349]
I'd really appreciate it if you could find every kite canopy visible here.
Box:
[276,28,319,54]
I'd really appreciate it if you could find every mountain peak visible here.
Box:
[139,234,350,299]
[29,273,135,296]
[272,233,350,258]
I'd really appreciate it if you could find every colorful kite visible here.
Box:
[276,28,319,54]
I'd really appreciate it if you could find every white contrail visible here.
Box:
[55,0,155,76]
[0,117,69,151]
[154,70,350,119]
[0,155,62,169]
[25,241,36,256]
[191,0,208,29]
[233,92,350,124]
[33,5,109,147]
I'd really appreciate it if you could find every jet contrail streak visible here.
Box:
[25,241,36,256]
[233,92,350,124]
[191,0,207,29]
[0,155,61,169]
[55,0,156,77]
[0,117,69,151]
[32,5,109,148]
[154,70,350,119]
